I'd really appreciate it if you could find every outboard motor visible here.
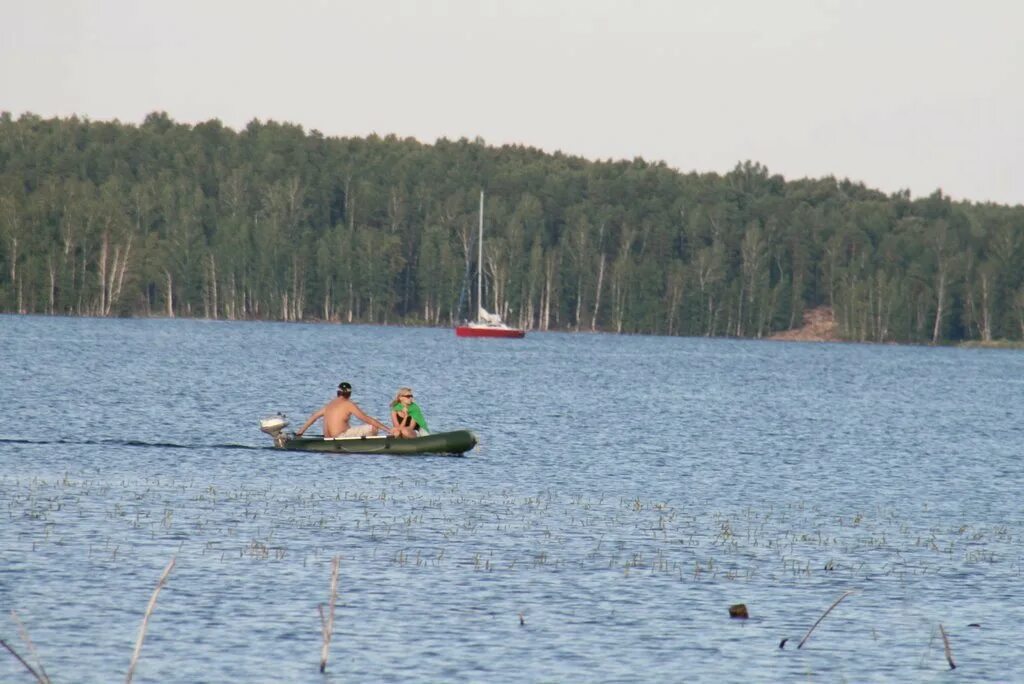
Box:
[259,413,292,448]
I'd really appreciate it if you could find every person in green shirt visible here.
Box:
[390,387,429,438]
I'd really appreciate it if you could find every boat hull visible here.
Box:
[277,429,477,455]
[455,325,525,338]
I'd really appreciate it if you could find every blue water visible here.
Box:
[2,315,1022,682]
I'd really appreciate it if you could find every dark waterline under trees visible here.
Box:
[1,111,1022,343]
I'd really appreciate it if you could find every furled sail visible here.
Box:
[478,307,504,325]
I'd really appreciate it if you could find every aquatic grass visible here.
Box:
[939,623,956,669]
[318,556,341,673]
[1,637,49,684]
[2,471,1018,677]
[10,611,50,684]
[125,556,176,683]
[1,611,51,684]
[5,473,1010,583]
[797,591,854,649]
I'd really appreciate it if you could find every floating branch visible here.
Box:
[939,623,956,669]
[126,556,176,684]
[798,591,853,649]
[319,556,341,673]
[10,611,50,683]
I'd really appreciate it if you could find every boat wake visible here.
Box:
[0,437,264,451]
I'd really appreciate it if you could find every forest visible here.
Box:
[2,111,1023,343]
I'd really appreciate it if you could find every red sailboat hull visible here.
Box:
[455,325,526,338]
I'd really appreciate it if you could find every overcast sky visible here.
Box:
[2,0,1022,205]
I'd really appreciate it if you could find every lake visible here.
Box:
[2,315,1022,682]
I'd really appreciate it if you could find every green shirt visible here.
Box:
[392,401,429,434]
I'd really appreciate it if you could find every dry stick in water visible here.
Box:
[125,556,176,684]
[10,610,50,684]
[319,556,341,673]
[1,639,47,684]
[939,623,956,669]
[797,591,854,649]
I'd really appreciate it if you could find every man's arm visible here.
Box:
[295,407,325,437]
[352,403,396,434]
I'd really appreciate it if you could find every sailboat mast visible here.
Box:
[477,190,484,316]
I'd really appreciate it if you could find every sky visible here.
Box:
[2,0,1022,206]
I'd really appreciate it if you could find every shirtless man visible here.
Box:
[295,381,397,438]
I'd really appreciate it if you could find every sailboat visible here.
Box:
[455,191,526,338]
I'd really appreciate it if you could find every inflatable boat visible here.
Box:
[259,414,476,455]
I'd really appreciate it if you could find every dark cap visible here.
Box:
[338,381,352,392]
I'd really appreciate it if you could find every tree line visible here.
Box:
[2,111,1023,343]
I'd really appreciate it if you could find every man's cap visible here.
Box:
[338,381,352,392]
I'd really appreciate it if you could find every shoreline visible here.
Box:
[4,309,1022,349]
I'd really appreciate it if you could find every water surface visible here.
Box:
[2,315,1022,681]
